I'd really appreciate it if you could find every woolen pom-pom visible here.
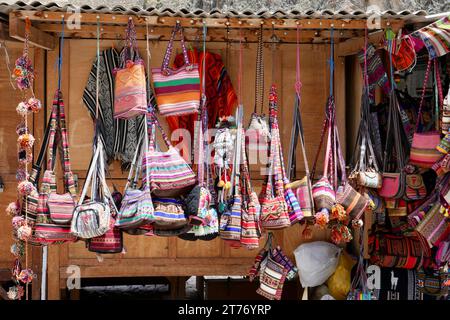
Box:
[16,101,30,117]
[17,180,34,196]
[17,133,35,149]
[12,216,25,229]
[6,201,20,216]
[17,225,32,241]
[314,209,329,229]
[16,168,29,182]
[7,285,24,300]
[27,97,41,113]
[17,268,35,284]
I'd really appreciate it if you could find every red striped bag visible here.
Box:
[240,132,261,249]
[34,90,77,244]
[152,23,200,117]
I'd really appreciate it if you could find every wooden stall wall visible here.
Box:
[1,37,346,299]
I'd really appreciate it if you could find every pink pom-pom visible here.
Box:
[17,180,34,196]
[27,97,41,113]
[17,268,35,284]
[12,216,25,229]
[16,168,29,182]
[6,201,20,216]
[17,225,32,241]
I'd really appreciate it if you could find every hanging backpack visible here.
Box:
[71,139,112,239]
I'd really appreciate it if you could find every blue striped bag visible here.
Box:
[152,197,188,230]
[219,193,242,244]
[115,136,155,230]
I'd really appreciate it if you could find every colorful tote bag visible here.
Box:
[34,90,78,244]
[143,109,196,197]
[71,140,112,239]
[416,14,450,59]
[152,22,200,117]
[152,197,188,230]
[115,134,155,230]
[240,131,261,249]
[369,232,431,269]
[259,86,290,230]
[409,59,443,169]
[219,110,244,244]
[379,93,407,199]
[391,35,417,72]
[113,19,147,119]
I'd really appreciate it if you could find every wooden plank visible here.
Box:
[12,10,404,30]
[34,23,363,43]
[0,22,19,42]
[336,29,403,56]
[8,14,56,50]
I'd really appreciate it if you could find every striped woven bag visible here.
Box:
[113,19,147,119]
[115,133,155,230]
[34,90,78,244]
[240,129,261,249]
[409,59,443,169]
[143,109,195,197]
[259,87,290,230]
[151,22,200,117]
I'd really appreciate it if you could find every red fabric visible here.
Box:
[167,48,237,134]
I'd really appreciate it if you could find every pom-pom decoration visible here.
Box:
[17,180,34,196]
[16,101,30,117]
[12,216,25,229]
[16,168,29,182]
[331,224,353,245]
[314,209,330,229]
[330,204,348,222]
[6,201,20,216]
[12,56,34,91]
[7,285,24,300]
[17,133,35,150]
[27,97,41,113]
[17,225,32,241]
[17,268,35,284]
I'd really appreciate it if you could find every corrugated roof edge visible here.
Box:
[0,0,435,19]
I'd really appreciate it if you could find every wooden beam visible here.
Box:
[8,14,56,50]
[34,23,362,43]
[12,10,404,30]
[0,22,18,42]
[336,30,387,56]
